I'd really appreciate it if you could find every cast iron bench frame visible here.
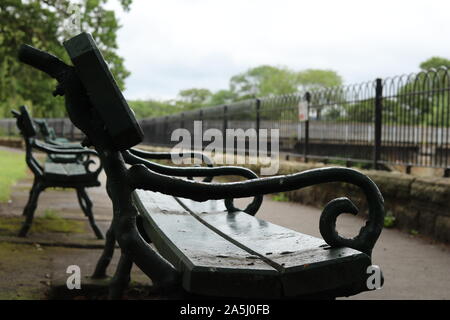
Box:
[33,116,83,163]
[12,105,104,239]
[18,32,385,299]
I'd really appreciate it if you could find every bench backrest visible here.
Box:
[11,106,43,176]
[34,119,52,139]
[63,33,144,151]
[12,105,37,139]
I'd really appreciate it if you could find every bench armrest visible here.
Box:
[42,140,85,149]
[128,164,384,256]
[129,148,213,166]
[32,139,103,175]
[123,150,263,215]
[129,147,214,182]
[33,139,97,156]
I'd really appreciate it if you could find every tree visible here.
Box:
[229,65,343,100]
[297,69,343,91]
[391,57,450,126]
[209,89,237,106]
[129,99,181,119]
[419,56,450,70]
[176,88,212,110]
[229,65,298,99]
[0,0,132,118]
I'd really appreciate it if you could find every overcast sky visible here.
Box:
[110,0,450,101]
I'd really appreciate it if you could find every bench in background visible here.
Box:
[12,105,104,239]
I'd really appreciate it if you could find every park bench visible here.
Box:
[11,105,104,239]
[34,119,70,145]
[18,32,385,299]
[33,117,83,163]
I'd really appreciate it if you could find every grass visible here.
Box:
[0,149,27,203]
[0,210,84,234]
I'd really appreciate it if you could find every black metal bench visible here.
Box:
[11,105,104,239]
[33,117,82,163]
[121,150,373,298]
[18,32,385,299]
[34,119,69,144]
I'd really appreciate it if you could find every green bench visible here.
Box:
[18,32,385,299]
[132,187,372,298]
[33,118,83,164]
[34,119,69,144]
[12,105,104,239]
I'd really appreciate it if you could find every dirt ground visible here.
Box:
[0,146,449,300]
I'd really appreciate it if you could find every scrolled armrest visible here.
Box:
[129,147,213,166]
[33,139,102,175]
[129,148,214,182]
[33,139,98,156]
[128,165,384,256]
[123,150,262,215]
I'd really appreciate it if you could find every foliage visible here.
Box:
[230,65,298,99]
[176,88,213,110]
[228,65,342,101]
[383,212,396,228]
[128,99,181,119]
[0,149,27,202]
[297,69,343,91]
[419,57,450,70]
[209,89,237,106]
[0,0,131,118]
[271,192,290,202]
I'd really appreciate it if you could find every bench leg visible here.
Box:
[18,181,44,237]
[76,188,104,239]
[92,225,115,279]
[108,252,133,300]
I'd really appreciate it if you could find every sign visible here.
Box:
[298,101,309,122]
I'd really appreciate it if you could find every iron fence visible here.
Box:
[0,117,84,141]
[1,67,449,172]
[139,67,450,171]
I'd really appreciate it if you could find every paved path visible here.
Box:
[248,198,450,299]
[1,146,449,299]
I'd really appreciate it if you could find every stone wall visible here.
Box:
[243,160,450,243]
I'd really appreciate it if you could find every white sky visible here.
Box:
[110,0,450,100]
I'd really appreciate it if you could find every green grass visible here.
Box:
[0,210,84,234]
[0,149,27,203]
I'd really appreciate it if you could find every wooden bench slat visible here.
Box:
[44,162,87,176]
[176,197,372,297]
[133,189,283,298]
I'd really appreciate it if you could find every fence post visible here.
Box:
[164,116,168,145]
[180,112,185,129]
[70,122,75,140]
[304,92,311,163]
[223,105,228,152]
[374,78,383,170]
[255,99,261,156]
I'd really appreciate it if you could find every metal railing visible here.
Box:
[139,67,450,171]
[2,67,449,172]
[0,117,84,141]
